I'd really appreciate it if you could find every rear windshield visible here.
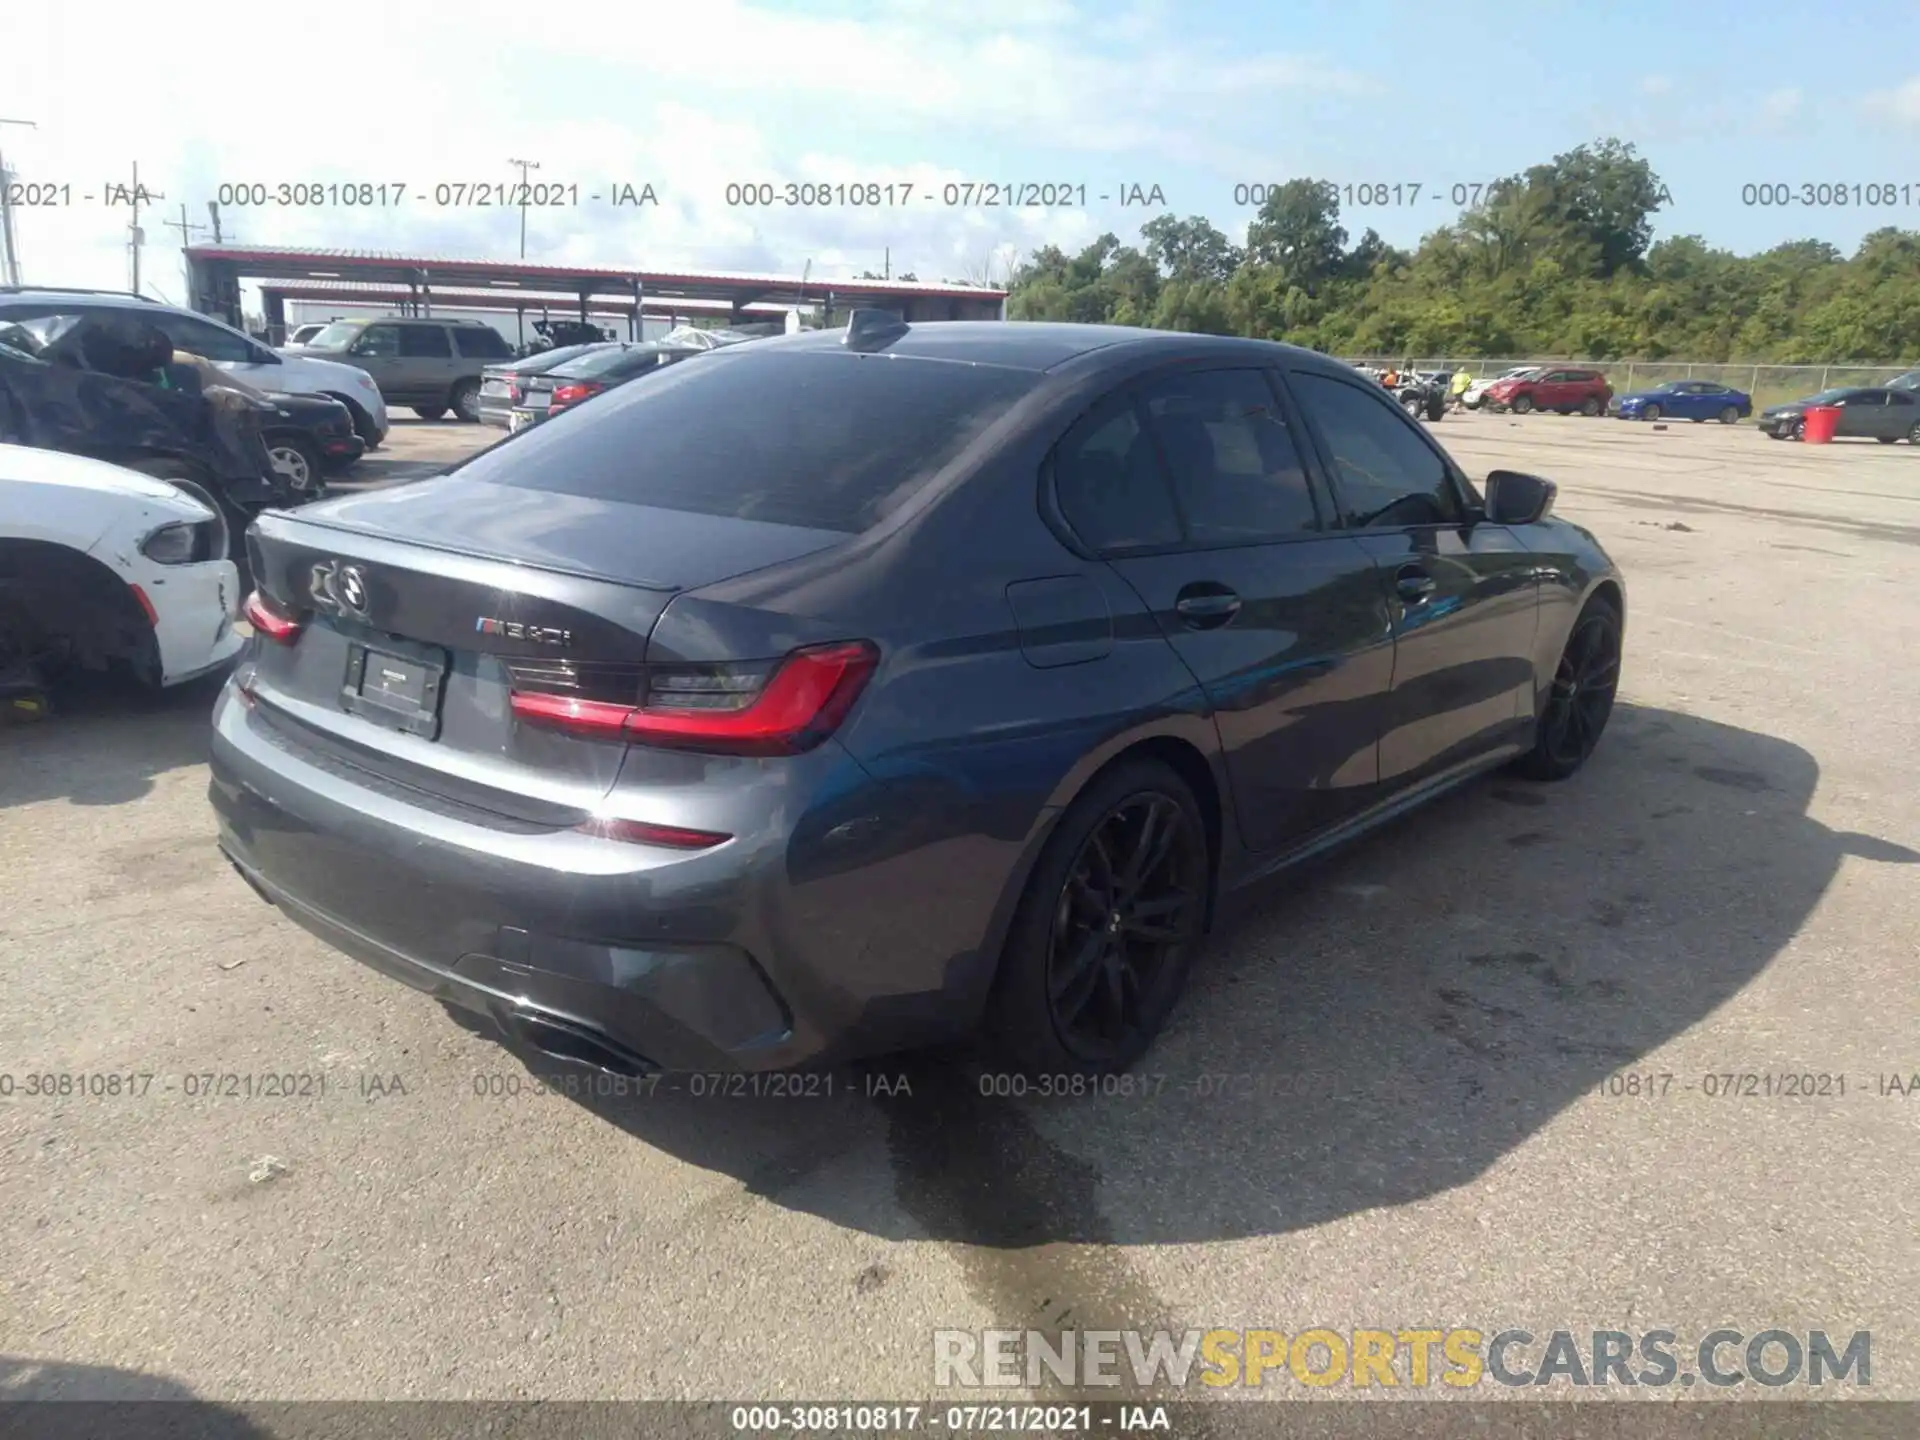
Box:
[553,346,656,379]
[465,349,1039,532]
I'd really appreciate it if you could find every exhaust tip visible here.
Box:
[502,1010,651,1079]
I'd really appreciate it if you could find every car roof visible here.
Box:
[748,321,1330,374]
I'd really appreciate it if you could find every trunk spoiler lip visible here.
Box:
[254,508,683,594]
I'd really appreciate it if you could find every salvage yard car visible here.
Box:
[1483,367,1612,416]
[1758,386,1920,442]
[286,317,515,423]
[0,288,391,449]
[506,341,705,429]
[211,316,1625,1082]
[1,444,242,695]
[477,344,612,428]
[1612,380,1751,424]
[1461,366,1539,409]
[0,314,299,558]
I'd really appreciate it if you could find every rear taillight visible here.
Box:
[506,381,521,403]
[575,817,732,850]
[508,641,878,756]
[549,382,601,410]
[242,590,302,645]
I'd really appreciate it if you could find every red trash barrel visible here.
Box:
[1802,405,1841,444]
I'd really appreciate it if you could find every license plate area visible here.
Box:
[341,636,449,740]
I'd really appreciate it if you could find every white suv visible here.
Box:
[1,443,243,689]
[0,290,390,449]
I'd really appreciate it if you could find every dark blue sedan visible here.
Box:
[1614,380,1752,423]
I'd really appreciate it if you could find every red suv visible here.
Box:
[1485,367,1613,416]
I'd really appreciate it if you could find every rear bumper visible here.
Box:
[150,559,244,685]
[319,432,367,466]
[205,682,980,1073]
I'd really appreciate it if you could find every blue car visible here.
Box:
[1614,380,1752,424]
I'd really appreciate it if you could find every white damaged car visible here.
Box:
[1,444,243,690]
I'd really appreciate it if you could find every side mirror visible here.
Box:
[1484,469,1557,525]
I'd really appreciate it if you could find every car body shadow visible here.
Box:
[0,1356,267,1437]
[490,703,1915,1248]
[0,670,226,809]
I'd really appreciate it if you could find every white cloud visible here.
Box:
[1864,77,1920,124]
[1,2,1375,298]
[1641,75,1674,95]
[1761,87,1802,120]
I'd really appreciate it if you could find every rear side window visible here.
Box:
[401,326,452,358]
[454,326,512,358]
[471,350,1038,533]
[1139,369,1319,542]
[1053,402,1184,552]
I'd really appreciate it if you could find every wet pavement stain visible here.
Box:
[1489,789,1548,808]
[1694,766,1773,793]
[870,1058,1199,1408]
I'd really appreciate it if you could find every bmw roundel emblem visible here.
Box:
[337,564,369,617]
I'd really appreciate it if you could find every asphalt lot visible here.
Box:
[2,409,1917,1405]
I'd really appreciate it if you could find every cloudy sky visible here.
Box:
[4,0,1916,307]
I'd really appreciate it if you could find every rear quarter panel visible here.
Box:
[651,355,1238,1036]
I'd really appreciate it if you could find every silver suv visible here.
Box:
[288,317,515,422]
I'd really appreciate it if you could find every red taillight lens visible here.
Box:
[576,817,732,850]
[128,583,159,627]
[242,590,302,645]
[506,381,520,403]
[509,641,878,755]
[549,382,600,410]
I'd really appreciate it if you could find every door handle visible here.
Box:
[1396,567,1437,602]
[1174,587,1241,629]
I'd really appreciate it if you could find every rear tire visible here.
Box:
[412,405,447,421]
[1718,406,1740,424]
[264,434,325,497]
[988,760,1210,1078]
[450,379,482,423]
[1580,396,1601,417]
[1510,596,1621,782]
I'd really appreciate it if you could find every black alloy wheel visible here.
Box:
[991,761,1209,1076]
[1513,601,1621,781]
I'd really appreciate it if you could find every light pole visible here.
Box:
[509,157,540,259]
[0,118,39,287]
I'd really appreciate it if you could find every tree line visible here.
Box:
[1002,140,1920,364]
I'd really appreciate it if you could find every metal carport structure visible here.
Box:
[182,246,1009,344]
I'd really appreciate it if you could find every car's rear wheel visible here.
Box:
[1511,395,1533,414]
[412,405,447,421]
[1642,403,1662,422]
[1908,421,1920,443]
[1580,396,1601,416]
[1511,597,1621,782]
[450,379,482,423]
[265,435,324,497]
[989,760,1210,1077]
[1718,406,1741,424]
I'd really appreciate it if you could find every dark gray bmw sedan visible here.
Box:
[210,314,1625,1080]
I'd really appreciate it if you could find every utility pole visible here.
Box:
[126,160,165,296]
[163,202,208,251]
[206,200,224,243]
[509,157,540,259]
[0,118,38,288]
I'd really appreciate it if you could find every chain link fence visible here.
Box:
[1342,358,1915,410]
